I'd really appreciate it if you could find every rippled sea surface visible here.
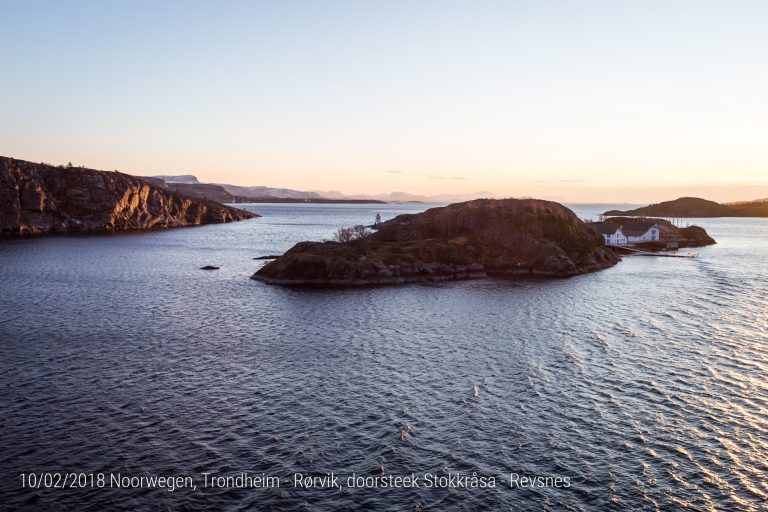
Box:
[1,203,767,511]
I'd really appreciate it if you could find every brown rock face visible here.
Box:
[253,198,620,287]
[0,157,258,236]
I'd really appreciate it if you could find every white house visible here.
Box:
[622,221,660,243]
[589,222,628,246]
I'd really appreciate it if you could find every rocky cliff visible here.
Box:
[0,157,258,236]
[253,198,619,287]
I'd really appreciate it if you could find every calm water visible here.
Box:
[1,203,766,511]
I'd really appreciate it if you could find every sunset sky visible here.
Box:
[2,1,767,202]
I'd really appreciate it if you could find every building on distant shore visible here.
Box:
[621,221,660,243]
[589,222,628,246]
[588,220,660,246]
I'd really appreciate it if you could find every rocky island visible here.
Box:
[604,196,768,217]
[0,157,257,236]
[253,198,620,287]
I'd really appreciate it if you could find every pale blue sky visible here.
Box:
[2,1,767,201]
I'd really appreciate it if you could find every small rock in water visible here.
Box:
[200,265,220,270]
[399,424,413,442]
[253,255,281,260]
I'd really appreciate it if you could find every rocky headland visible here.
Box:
[0,157,257,236]
[253,198,620,287]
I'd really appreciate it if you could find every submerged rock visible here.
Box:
[0,157,258,236]
[252,198,620,287]
[200,265,220,270]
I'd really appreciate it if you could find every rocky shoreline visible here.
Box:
[0,157,258,236]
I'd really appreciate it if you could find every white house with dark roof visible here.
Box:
[621,221,661,243]
[589,222,628,246]
[589,220,662,246]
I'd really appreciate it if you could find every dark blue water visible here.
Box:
[1,203,766,511]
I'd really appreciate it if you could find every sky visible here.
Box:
[2,0,767,203]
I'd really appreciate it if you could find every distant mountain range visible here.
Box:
[148,174,494,203]
[309,190,497,203]
[150,174,326,200]
[152,174,200,184]
[145,175,383,203]
[604,196,768,217]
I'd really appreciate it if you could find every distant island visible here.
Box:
[0,157,257,236]
[253,198,620,287]
[603,196,768,217]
